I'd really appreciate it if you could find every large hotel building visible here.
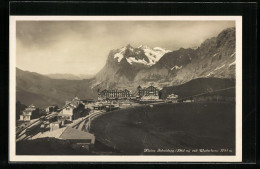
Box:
[98,89,131,100]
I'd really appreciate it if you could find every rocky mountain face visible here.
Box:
[94,44,171,89]
[93,27,236,91]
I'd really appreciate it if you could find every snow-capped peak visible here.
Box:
[114,47,126,62]
[113,45,171,66]
[142,46,171,66]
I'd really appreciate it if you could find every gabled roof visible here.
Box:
[62,103,77,110]
[23,109,32,113]
[59,127,95,140]
[28,104,35,108]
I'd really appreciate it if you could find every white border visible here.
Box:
[9,16,242,162]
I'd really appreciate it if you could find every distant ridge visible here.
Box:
[46,73,94,80]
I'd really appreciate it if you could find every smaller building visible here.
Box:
[45,105,58,113]
[19,104,38,121]
[59,127,95,144]
[65,96,83,106]
[183,99,194,103]
[167,93,179,103]
[93,104,106,110]
[50,121,61,131]
[59,104,77,121]
[58,97,86,122]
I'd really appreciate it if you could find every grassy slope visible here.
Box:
[16,68,97,108]
[91,102,235,155]
[160,77,235,99]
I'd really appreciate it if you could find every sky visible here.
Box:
[16,21,235,75]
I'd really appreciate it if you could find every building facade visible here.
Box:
[65,96,82,106]
[137,85,160,100]
[166,93,179,102]
[19,104,38,121]
[59,97,85,122]
[98,89,131,100]
[45,105,58,113]
[59,104,77,121]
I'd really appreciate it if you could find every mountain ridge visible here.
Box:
[93,27,236,90]
[15,27,236,107]
[45,73,94,80]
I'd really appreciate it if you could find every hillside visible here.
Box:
[160,77,235,99]
[91,102,235,155]
[16,68,97,108]
[46,73,94,80]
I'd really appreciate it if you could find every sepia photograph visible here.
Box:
[9,16,242,162]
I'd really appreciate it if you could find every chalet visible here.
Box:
[19,104,39,121]
[167,93,179,103]
[58,97,85,122]
[58,103,77,121]
[137,85,160,100]
[45,105,58,113]
[65,96,82,106]
[98,89,131,100]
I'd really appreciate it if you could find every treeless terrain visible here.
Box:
[91,102,235,155]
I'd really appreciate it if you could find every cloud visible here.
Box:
[16,21,235,74]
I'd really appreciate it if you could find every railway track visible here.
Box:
[16,113,57,141]
[17,110,108,141]
[72,110,106,132]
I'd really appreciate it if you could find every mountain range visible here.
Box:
[94,27,235,90]
[16,27,236,107]
[45,73,94,80]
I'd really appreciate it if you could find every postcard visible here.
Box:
[9,16,242,162]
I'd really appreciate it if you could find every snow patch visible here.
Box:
[171,65,182,70]
[153,47,171,53]
[206,72,213,77]
[214,64,226,71]
[143,48,169,66]
[114,47,126,62]
[126,57,148,65]
[114,45,171,65]
[205,64,227,77]
[229,60,236,66]
[230,52,236,58]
